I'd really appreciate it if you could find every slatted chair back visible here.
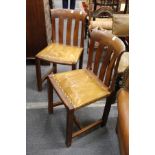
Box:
[50,9,87,47]
[87,30,126,91]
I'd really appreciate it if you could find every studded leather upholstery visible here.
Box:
[36,43,83,64]
[49,69,110,109]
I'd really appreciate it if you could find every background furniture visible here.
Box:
[26,0,47,59]
[36,9,87,91]
[112,13,129,50]
[117,88,129,155]
[49,0,53,9]
[80,0,129,37]
[48,30,126,147]
[93,0,120,13]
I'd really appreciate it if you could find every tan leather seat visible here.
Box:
[36,43,83,65]
[112,14,129,37]
[89,18,113,30]
[50,69,110,109]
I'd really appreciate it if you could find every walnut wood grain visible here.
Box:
[51,17,55,42]
[73,19,79,46]
[59,17,64,44]
[66,18,72,45]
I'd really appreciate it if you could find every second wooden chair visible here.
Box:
[35,9,87,91]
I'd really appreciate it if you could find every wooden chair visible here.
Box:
[35,9,87,91]
[48,30,126,147]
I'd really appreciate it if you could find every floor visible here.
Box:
[27,107,120,155]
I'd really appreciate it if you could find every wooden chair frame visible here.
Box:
[48,30,126,147]
[35,9,87,91]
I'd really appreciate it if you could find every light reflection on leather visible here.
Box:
[36,43,83,64]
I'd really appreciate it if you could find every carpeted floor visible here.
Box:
[26,107,120,155]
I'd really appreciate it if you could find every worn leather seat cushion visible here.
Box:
[36,43,83,64]
[112,14,129,37]
[89,18,113,30]
[50,69,110,109]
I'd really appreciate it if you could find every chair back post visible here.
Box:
[50,9,87,47]
[87,30,126,92]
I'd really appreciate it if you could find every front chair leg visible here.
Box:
[48,78,53,114]
[35,58,42,91]
[66,109,74,147]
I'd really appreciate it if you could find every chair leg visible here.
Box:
[35,58,42,91]
[101,91,117,126]
[53,63,57,73]
[101,98,112,127]
[66,109,74,147]
[48,78,53,114]
[72,64,76,70]
[79,51,83,69]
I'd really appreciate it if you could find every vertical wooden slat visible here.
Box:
[80,20,85,47]
[99,47,113,81]
[104,53,118,86]
[87,40,95,70]
[66,18,72,45]
[59,17,64,44]
[73,19,79,46]
[51,17,55,42]
[93,44,104,75]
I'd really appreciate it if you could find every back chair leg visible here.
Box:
[79,51,84,69]
[101,98,112,127]
[72,64,76,70]
[35,58,42,91]
[48,78,53,114]
[66,109,74,147]
[101,92,116,126]
[53,63,57,73]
